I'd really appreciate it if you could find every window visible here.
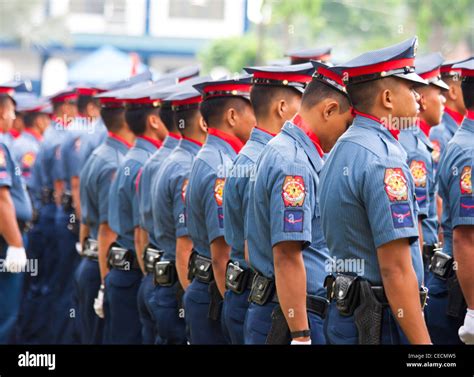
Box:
[69,0,105,14]
[169,0,225,20]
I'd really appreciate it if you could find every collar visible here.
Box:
[417,118,431,138]
[108,132,133,148]
[138,135,163,150]
[24,128,43,142]
[250,126,275,145]
[180,136,203,155]
[352,109,400,140]
[167,132,181,140]
[444,106,465,125]
[254,126,277,137]
[466,110,474,120]
[292,114,324,157]
[207,127,244,153]
[182,136,204,147]
[9,129,21,139]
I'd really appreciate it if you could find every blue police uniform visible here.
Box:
[319,38,426,345]
[222,127,273,344]
[76,132,131,344]
[244,117,329,345]
[12,129,42,188]
[0,141,32,343]
[425,111,474,343]
[150,137,202,344]
[107,135,161,344]
[136,133,180,344]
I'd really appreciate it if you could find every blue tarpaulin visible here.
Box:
[68,45,149,85]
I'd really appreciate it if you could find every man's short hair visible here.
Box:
[461,80,474,109]
[175,107,200,133]
[23,112,46,128]
[77,95,100,114]
[100,107,126,133]
[250,85,301,120]
[199,97,250,126]
[125,106,160,136]
[302,79,350,113]
[159,106,176,131]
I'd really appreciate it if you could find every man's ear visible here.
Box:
[418,92,427,111]
[200,116,208,133]
[226,107,237,128]
[448,82,458,101]
[322,99,339,120]
[277,99,287,119]
[148,113,161,130]
[381,89,394,110]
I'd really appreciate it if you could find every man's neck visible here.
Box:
[142,128,166,141]
[208,123,236,138]
[183,124,206,144]
[445,101,465,116]
[256,117,284,135]
[114,128,135,144]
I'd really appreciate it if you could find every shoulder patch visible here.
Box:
[214,178,225,206]
[21,152,36,168]
[384,168,408,202]
[282,175,306,207]
[431,140,441,163]
[460,166,472,195]
[181,178,189,203]
[409,160,427,188]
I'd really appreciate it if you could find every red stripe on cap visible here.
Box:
[461,69,474,77]
[317,66,344,85]
[77,88,98,96]
[52,92,78,103]
[440,65,462,74]
[0,88,14,95]
[343,58,414,78]
[420,68,440,80]
[125,97,160,105]
[203,83,252,93]
[172,95,202,107]
[252,71,312,83]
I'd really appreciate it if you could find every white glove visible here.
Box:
[4,246,27,273]
[291,338,312,345]
[75,242,83,255]
[459,309,474,344]
[94,285,105,319]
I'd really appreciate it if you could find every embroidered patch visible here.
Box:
[214,178,225,206]
[390,203,414,228]
[283,209,304,232]
[282,175,306,207]
[384,168,408,202]
[181,178,189,203]
[431,140,441,163]
[409,160,427,188]
[460,166,472,195]
[218,207,224,228]
[21,152,36,169]
[415,187,427,208]
[460,197,474,217]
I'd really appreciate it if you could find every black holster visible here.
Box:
[207,280,223,321]
[353,280,383,345]
[325,274,360,316]
[265,305,291,345]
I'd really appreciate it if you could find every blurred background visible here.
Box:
[0,0,472,95]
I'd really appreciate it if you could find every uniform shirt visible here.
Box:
[186,129,243,259]
[138,133,180,246]
[399,122,438,246]
[0,142,33,222]
[153,137,202,261]
[246,118,329,297]
[0,132,14,149]
[12,129,42,187]
[223,127,273,269]
[429,108,464,171]
[437,114,474,256]
[319,114,423,286]
[108,136,161,251]
[79,133,131,240]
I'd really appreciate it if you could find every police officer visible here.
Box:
[429,58,469,170]
[183,76,255,344]
[134,73,201,344]
[0,90,33,343]
[399,53,448,278]
[0,83,23,148]
[76,82,139,344]
[105,83,169,344]
[428,57,474,344]
[244,63,352,345]
[319,37,431,344]
[221,63,312,344]
[150,86,206,344]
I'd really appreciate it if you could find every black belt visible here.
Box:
[371,286,429,308]
[108,245,140,271]
[268,293,328,319]
[41,188,54,205]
